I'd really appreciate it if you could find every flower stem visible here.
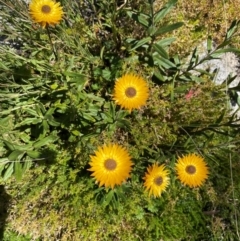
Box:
[46,24,58,60]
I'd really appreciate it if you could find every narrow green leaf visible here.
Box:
[153,43,169,58]
[71,130,81,136]
[173,55,181,66]
[156,37,176,47]
[22,157,33,173]
[15,118,41,127]
[0,157,9,164]
[3,140,16,151]
[64,71,86,84]
[154,55,176,69]
[137,14,149,27]
[0,164,5,175]
[3,140,32,151]
[210,48,240,58]
[154,69,167,82]
[130,37,151,51]
[103,190,115,207]
[226,20,238,39]
[14,161,23,181]
[8,150,24,162]
[45,107,55,116]
[45,115,60,126]
[215,39,232,50]
[154,22,183,36]
[3,162,14,181]
[37,102,46,115]
[27,150,41,159]
[33,135,58,148]
[154,0,177,23]
[0,116,13,128]
[126,11,150,27]
[0,62,9,71]
[100,46,105,60]
[24,108,39,117]
[187,47,198,70]
[109,102,116,119]
[42,120,49,136]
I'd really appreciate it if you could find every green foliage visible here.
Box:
[0,0,240,240]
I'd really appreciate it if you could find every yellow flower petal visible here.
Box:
[29,0,63,28]
[175,153,209,188]
[113,74,149,112]
[143,163,170,197]
[88,144,133,188]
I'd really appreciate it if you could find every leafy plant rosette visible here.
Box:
[0,0,240,240]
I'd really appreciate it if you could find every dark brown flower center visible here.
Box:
[154,176,163,186]
[185,165,196,175]
[125,87,137,98]
[42,5,51,14]
[104,159,117,171]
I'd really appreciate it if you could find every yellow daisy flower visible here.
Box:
[113,74,149,112]
[175,153,209,188]
[143,163,170,197]
[29,0,63,28]
[88,144,133,189]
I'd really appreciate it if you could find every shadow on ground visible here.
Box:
[0,185,11,240]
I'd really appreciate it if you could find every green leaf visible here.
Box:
[215,39,232,50]
[24,108,39,117]
[0,116,13,129]
[0,164,5,176]
[102,69,111,81]
[14,161,23,181]
[154,22,183,36]
[27,150,41,159]
[0,62,9,71]
[210,48,240,58]
[64,71,86,88]
[153,43,169,58]
[126,11,150,27]
[0,157,9,164]
[45,115,60,127]
[81,112,96,122]
[154,69,167,82]
[3,140,16,151]
[109,102,116,119]
[102,190,115,208]
[226,20,238,39]
[154,55,176,69]
[33,135,58,148]
[15,118,41,127]
[137,14,149,27]
[22,156,33,173]
[187,47,198,71]
[100,46,105,60]
[71,130,81,136]
[156,37,176,47]
[130,37,151,51]
[154,0,177,23]
[3,140,33,151]
[3,162,14,181]
[8,150,24,162]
